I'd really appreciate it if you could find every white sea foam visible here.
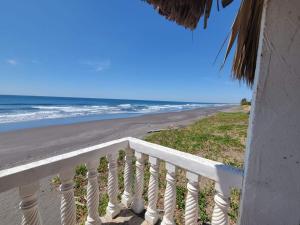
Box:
[0,103,226,124]
[118,104,132,108]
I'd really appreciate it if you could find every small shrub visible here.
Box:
[98,193,109,216]
[51,176,60,185]
[75,164,87,176]
[176,186,186,209]
[228,189,241,222]
[199,191,209,223]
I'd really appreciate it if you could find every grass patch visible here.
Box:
[145,112,248,167]
[51,111,248,225]
[145,112,248,224]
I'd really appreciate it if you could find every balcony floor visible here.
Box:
[101,208,150,225]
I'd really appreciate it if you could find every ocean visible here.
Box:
[0,95,227,132]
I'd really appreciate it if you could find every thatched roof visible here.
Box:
[145,0,264,86]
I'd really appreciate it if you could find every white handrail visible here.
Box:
[0,138,128,193]
[0,137,243,194]
[128,137,243,189]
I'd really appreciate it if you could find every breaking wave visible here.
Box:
[0,96,227,124]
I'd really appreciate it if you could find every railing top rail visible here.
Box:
[0,138,128,193]
[0,137,243,193]
[128,137,243,190]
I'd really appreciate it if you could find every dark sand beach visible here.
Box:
[0,106,233,170]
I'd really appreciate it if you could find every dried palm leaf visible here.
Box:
[222,0,234,8]
[145,0,228,30]
[226,0,264,86]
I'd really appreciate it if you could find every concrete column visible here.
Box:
[59,168,76,225]
[184,172,199,225]
[85,160,101,225]
[131,152,146,214]
[106,153,121,219]
[239,0,300,224]
[161,163,177,225]
[121,148,134,208]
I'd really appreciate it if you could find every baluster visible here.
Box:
[211,182,230,225]
[161,163,177,225]
[106,153,121,218]
[121,148,134,207]
[185,172,200,225]
[131,152,146,214]
[145,157,160,224]
[59,168,76,225]
[19,182,42,225]
[85,160,101,225]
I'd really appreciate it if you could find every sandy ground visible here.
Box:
[0,106,233,225]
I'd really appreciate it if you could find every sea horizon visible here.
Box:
[0,94,236,105]
[0,94,233,132]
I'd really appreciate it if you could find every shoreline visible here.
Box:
[0,95,231,132]
[0,105,234,170]
[0,105,233,133]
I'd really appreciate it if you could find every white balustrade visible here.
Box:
[131,152,146,214]
[106,153,121,219]
[161,163,177,225]
[85,160,101,225]
[59,168,76,225]
[0,137,243,225]
[145,156,160,225]
[185,172,200,225]
[211,182,230,225]
[19,182,42,225]
[121,148,134,207]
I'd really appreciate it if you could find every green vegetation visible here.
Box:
[51,111,248,225]
[240,98,251,106]
[145,112,247,167]
[145,112,248,224]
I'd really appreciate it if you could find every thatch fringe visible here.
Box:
[224,0,264,86]
[145,0,231,30]
[145,0,264,86]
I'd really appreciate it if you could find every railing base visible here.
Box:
[85,217,102,225]
[102,207,149,225]
[121,193,133,208]
[106,203,121,219]
[145,208,159,225]
[131,198,145,214]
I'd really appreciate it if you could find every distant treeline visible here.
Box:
[240,98,251,106]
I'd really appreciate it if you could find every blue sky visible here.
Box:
[0,0,251,103]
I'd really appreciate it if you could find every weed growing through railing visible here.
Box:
[176,186,186,210]
[73,164,88,222]
[228,188,241,221]
[75,164,87,176]
[199,190,210,223]
[98,192,109,216]
[51,175,60,186]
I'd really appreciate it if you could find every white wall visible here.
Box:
[239,0,300,224]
